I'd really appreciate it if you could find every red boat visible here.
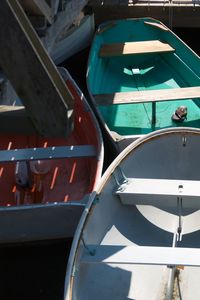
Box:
[0,68,104,244]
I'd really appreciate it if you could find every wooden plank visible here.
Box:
[81,245,200,267]
[116,178,200,208]
[0,105,24,113]
[99,40,175,57]
[94,86,200,105]
[0,0,74,138]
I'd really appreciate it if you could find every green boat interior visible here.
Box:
[88,18,200,136]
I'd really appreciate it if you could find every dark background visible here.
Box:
[0,27,199,300]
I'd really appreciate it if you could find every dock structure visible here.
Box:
[0,0,74,138]
[89,0,200,28]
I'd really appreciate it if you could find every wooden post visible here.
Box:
[0,0,74,137]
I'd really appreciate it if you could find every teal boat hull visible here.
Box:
[87,18,200,151]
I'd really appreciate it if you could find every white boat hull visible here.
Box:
[50,14,94,65]
[65,127,200,300]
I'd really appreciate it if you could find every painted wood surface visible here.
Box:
[94,86,200,105]
[99,40,175,57]
[0,0,74,137]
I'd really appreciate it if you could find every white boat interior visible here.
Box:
[65,127,200,300]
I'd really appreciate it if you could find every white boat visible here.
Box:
[50,12,94,65]
[65,127,200,300]
[20,0,94,64]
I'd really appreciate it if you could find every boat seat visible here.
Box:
[99,40,175,57]
[81,244,200,267]
[94,86,200,106]
[116,178,200,208]
[0,144,96,163]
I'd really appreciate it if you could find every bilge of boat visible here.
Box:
[0,68,103,244]
[64,127,200,300]
[87,17,200,151]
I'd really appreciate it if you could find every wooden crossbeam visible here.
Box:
[0,145,96,163]
[99,40,175,57]
[0,0,74,138]
[81,245,200,267]
[94,86,200,106]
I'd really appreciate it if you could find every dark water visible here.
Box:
[0,27,199,300]
[174,27,200,55]
[0,239,71,300]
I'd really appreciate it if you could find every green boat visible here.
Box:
[87,18,200,151]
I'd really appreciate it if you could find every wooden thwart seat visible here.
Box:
[99,40,175,57]
[0,145,96,163]
[94,86,200,106]
[81,245,200,267]
[116,178,200,208]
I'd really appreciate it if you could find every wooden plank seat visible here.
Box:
[99,40,175,57]
[0,145,96,163]
[116,178,200,208]
[81,245,200,267]
[94,86,200,106]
